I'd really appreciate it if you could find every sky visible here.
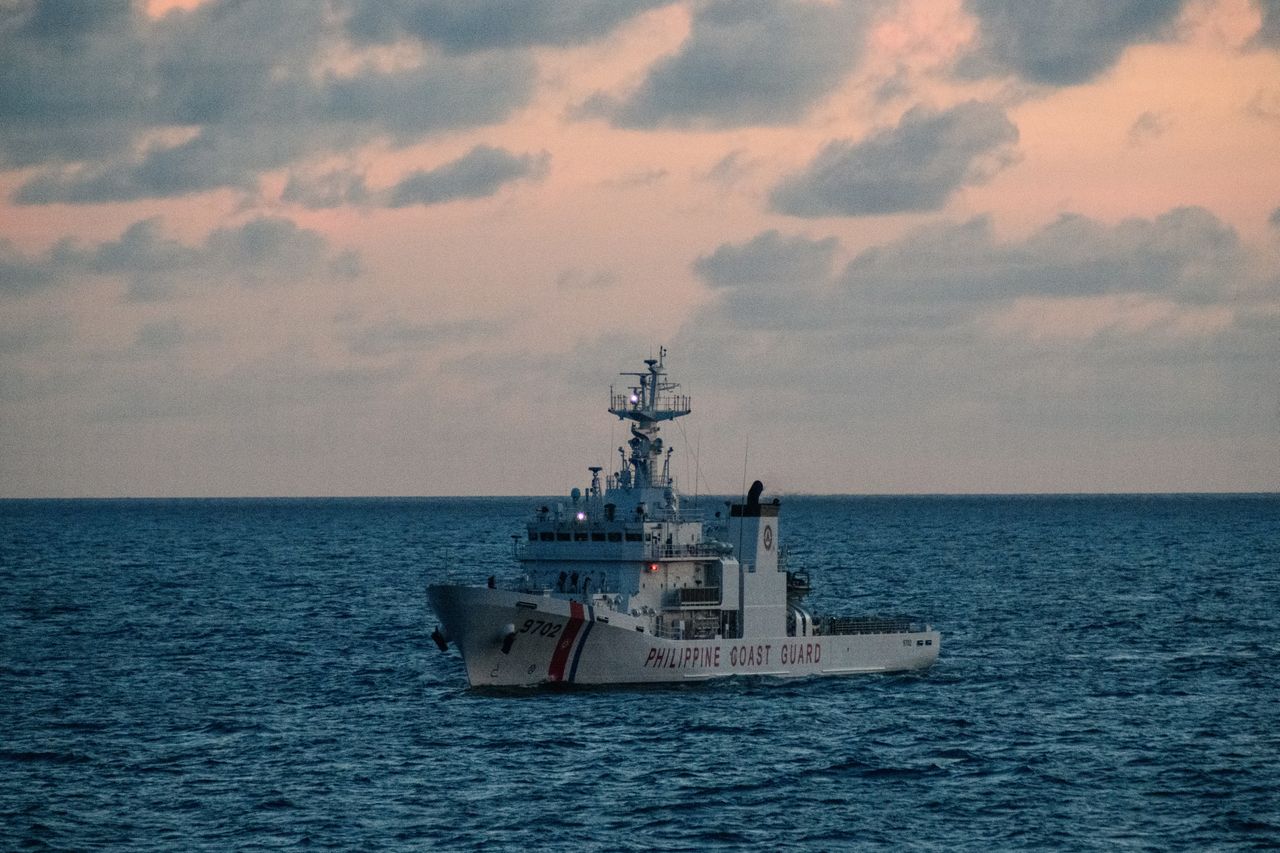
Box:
[2,0,1278,498]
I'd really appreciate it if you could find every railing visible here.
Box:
[609,393,691,416]
[514,540,728,561]
[814,616,928,636]
[652,613,720,640]
[525,506,713,525]
[646,542,729,559]
[666,587,720,608]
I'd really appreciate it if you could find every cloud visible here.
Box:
[321,56,535,140]
[983,294,1233,344]
[555,268,618,290]
[582,0,873,128]
[14,131,261,203]
[0,0,149,166]
[133,318,187,354]
[843,206,1242,304]
[282,146,547,209]
[1127,110,1172,146]
[345,0,672,52]
[703,150,754,187]
[770,101,1019,217]
[0,216,360,301]
[87,219,202,282]
[673,207,1277,493]
[1245,87,1280,122]
[694,230,838,287]
[696,207,1251,336]
[82,353,408,425]
[201,218,359,288]
[386,145,549,207]
[0,238,75,295]
[956,0,1189,86]
[1250,0,1280,49]
[2,0,537,202]
[691,231,841,332]
[344,316,500,357]
[1270,206,1280,227]
[601,168,669,188]
[0,313,72,356]
[282,168,371,209]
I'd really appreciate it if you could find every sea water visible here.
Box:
[2,495,1277,851]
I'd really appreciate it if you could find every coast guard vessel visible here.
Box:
[427,350,939,686]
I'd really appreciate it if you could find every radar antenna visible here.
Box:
[608,347,691,489]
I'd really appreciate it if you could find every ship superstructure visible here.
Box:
[427,350,939,686]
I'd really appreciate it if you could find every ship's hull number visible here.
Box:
[519,619,563,638]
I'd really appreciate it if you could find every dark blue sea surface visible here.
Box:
[2,494,1278,851]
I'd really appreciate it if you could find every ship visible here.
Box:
[427,349,939,686]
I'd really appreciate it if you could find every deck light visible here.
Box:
[576,511,586,521]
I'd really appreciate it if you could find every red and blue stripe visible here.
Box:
[547,601,594,683]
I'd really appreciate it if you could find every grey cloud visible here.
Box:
[345,316,499,357]
[347,318,439,357]
[201,218,349,289]
[1,238,72,295]
[387,146,549,207]
[0,313,72,355]
[1270,206,1280,227]
[1128,111,1172,146]
[17,0,133,41]
[583,0,872,129]
[1245,88,1280,122]
[329,250,363,282]
[842,207,1242,304]
[282,168,370,210]
[321,57,533,141]
[147,1,324,126]
[704,150,753,187]
[871,63,913,106]
[14,55,536,204]
[89,219,202,278]
[1251,0,1280,49]
[556,268,618,290]
[770,101,1018,217]
[602,168,669,188]
[691,231,841,332]
[134,319,186,353]
[957,0,1188,86]
[694,230,838,287]
[2,0,536,201]
[1,216,360,301]
[86,356,404,425]
[284,146,550,210]
[346,0,671,52]
[0,0,149,166]
[14,132,260,204]
[673,207,1277,494]
[695,207,1249,335]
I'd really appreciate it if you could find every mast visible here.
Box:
[608,347,691,490]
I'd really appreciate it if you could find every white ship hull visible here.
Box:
[429,585,940,687]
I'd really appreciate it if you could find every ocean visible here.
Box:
[2,494,1277,851]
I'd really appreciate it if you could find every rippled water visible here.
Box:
[2,495,1277,850]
